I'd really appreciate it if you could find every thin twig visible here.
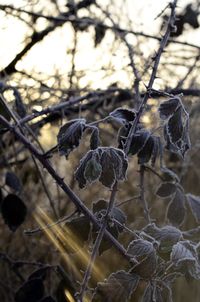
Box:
[122,0,178,224]
[116,195,140,207]
[0,4,198,53]
[95,2,141,103]
[124,0,178,155]
[24,210,77,235]
[18,92,93,125]
[31,156,58,218]
[144,165,165,181]
[77,181,118,301]
[112,218,139,238]
[0,252,25,282]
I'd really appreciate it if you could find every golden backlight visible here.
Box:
[34,207,103,301]
[0,0,196,89]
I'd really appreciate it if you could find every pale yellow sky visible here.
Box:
[0,0,199,89]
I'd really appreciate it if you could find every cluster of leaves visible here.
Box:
[93,221,200,302]
[56,101,190,178]
[40,100,199,301]
[93,271,139,302]
[75,147,128,188]
[1,91,200,302]
[65,199,126,254]
[112,98,190,168]
[54,101,200,301]
[111,108,160,166]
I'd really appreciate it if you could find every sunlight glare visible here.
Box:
[34,208,104,286]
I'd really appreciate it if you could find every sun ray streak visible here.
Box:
[34,208,104,301]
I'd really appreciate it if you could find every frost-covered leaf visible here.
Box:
[171,241,196,264]
[159,97,180,120]
[1,194,27,231]
[65,215,90,252]
[75,147,128,189]
[92,200,124,254]
[156,182,177,198]
[95,221,119,255]
[128,130,151,155]
[84,153,102,183]
[141,284,152,302]
[109,148,128,181]
[112,207,127,232]
[142,284,154,302]
[142,223,162,238]
[131,256,157,279]
[156,226,182,253]
[167,189,185,226]
[93,200,126,225]
[92,199,108,213]
[92,199,126,233]
[92,213,115,255]
[127,239,157,278]
[165,107,183,144]
[75,150,93,188]
[143,224,182,254]
[5,171,22,192]
[99,150,115,188]
[155,287,163,302]
[141,283,163,302]
[186,194,200,222]
[90,127,100,150]
[163,105,190,158]
[57,119,86,156]
[109,107,136,124]
[137,135,157,165]
[15,278,44,302]
[182,118,191,155]
[98,223,119,255]
[171,241,200,279]
[99,147,128,188]
[124,127,160,165]
[127,239,155,261]
[92,271,139,302]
